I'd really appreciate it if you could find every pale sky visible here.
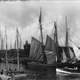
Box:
[0,0,80,49]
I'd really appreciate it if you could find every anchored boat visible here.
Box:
[22,8,56,72]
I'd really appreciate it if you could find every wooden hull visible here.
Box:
[56,68,71,76]
[56,68,80,77]
[24,62,56,71]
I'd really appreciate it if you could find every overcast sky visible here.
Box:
[0,0,80,49]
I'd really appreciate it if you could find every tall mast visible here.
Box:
[54,21,58,47]
[65,16,68,47]
[1,37,4,50]
[39,7,47,64]
[16,28,20,71]
[39,8,43,45]
[5,27,8,70]
[14,39,16,49]
[54,21,59,62]
[19,34,22,49]
[0,28,4,50]
[0,29,1,50]
[65,16,71,61]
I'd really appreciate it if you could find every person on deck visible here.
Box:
[24,41,30,57]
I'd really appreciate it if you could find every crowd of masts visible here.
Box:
[0,27,22,71]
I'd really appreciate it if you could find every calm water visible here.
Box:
[0,63,56,80]
[56,75,80,80]
[15,69,56,80]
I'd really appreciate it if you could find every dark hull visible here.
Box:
[24,62,56,79]
[57,61,80,68]
[24,62,56,72]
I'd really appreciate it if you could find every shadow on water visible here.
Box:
[36,69,56,80]
[15,68,56,80]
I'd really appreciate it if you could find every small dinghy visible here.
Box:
[56,68,71,76]
[56,68,80,77]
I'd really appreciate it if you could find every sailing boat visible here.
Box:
[23,8,56,71]
[56,16,80,75]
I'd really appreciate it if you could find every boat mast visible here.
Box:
[39,7,47,64]
[65,16,71,61]
[14,39,16,49]
[0,29,1,50]
[19,34,22,49]
[5,27,8,70]
[0,29,4,50]
[39,8,43,45]
[16,28,20,71]
[54,21,59,62]
[1,39,3,50]
[54,21,58,49]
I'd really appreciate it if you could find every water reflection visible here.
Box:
[56,75,80,80]
[15,69,56,80]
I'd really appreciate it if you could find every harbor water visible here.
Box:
[0,63,56,80]
[14,69,56,80]
[56,74,80,80]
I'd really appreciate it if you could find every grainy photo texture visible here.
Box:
[0,0,80,80]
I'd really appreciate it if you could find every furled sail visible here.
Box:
[45,35,56,64]
[29,37,43,61]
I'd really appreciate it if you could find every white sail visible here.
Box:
[62,49,67,63]
[69,48,75,60]
[71,43,80,60]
